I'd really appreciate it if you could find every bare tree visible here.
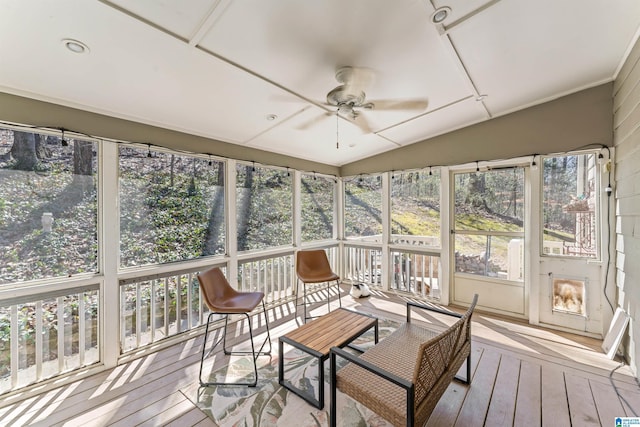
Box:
[10,131,40,170]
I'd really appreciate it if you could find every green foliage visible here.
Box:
[120,151,224,266]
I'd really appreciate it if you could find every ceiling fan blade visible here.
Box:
[339,66,375,95]
[346,112,373,134]
[295,111,334,130]
[368,99,428,111]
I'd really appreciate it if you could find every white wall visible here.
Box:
[613,36,640,377]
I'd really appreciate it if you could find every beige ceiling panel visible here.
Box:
[102,0,220,40]
[247,105,398,166]
[378,97,486,145]
[0,0,309,145]
[448,0,640,115]
[197,0,472,129]
[431,0,502,26]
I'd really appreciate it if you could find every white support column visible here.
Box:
[226,159,238,284]
[527,162,541,325]
[293,170,302,249]
[336,177,344,276]
[381,173,391,291]
[440,167,451,304]
[101,141,120,368]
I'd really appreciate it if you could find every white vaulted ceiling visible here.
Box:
[0,0,638,166]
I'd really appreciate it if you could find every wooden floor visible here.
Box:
[1,288,639,426]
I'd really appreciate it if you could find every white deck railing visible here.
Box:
[344,238,441,299]
[0,242,436,395]
[0,284,100,395]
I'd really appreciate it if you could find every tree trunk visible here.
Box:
[10,131,40,170]
[35,134,51,160]
[73,140,93,176]
[236,165,254,251]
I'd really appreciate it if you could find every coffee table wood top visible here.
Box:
[282,308,377,356]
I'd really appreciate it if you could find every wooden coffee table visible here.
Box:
[278,308,378,409]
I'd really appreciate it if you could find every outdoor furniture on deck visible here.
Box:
[330,294,478,427]
[295,249,342,323]
[279,308,378,409]
[197,267,272,387]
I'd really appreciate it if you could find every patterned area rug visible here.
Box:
[187,318,397,427]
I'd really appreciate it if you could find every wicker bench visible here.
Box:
[329,294,478,427]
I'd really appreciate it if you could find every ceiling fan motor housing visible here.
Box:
[326,85,366,107]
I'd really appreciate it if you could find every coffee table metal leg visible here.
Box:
[279,337,324,409]
[278,339,284,385]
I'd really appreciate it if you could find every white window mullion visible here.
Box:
[381,173,391,291]
[227,159,238,284]
[440,166,451,304]
[293,170,301,249]
[101,141,120,367]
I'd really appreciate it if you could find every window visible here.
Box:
[542,153,598,258]
[391,169,440,247]
[236,163,292,251]
[344,175,382,241]
[0,128,98,284]
[301,173,335,242]
[119,147,225,267]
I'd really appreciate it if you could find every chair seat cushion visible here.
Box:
[211,291,265,313]
[298,271,339,283]
[336,324,439,427]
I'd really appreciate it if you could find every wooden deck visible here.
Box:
[1,289,639,426]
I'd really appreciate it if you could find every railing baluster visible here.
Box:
[186,273,192,330]
[35,300,43,380]
[151,279,157,343]
[57,297,64,373]
[11,304,18,388]
[79,293,86,366]
[198,278,204,326]
[177,274,183,333]
[135,284,141,348]
[164,277,169,338]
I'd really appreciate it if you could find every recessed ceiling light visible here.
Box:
[62,38,89,54]
[431,6,451,24]
[266,114,277,121]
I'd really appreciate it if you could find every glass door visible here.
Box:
[537,152,604,334]
[452,167,526,316]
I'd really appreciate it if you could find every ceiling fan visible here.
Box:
[299,66,428,134]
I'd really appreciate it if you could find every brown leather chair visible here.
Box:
[197,267,271,387]
[295,249,342,323]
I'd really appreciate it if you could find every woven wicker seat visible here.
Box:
[330,294,478,427]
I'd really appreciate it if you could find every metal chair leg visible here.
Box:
[199,306,272,387]
[294,278,302,320]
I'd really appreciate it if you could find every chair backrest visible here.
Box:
[197,267,237,311]
[296,249,335,282]
[412,294,478,415]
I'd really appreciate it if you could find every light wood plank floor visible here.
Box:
[1,288,639,426]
